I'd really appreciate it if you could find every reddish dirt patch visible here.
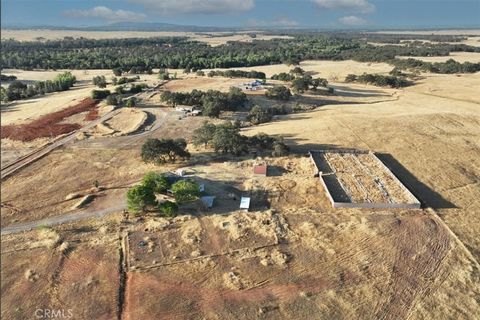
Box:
[84,109,99,121]
[1,98,99,141]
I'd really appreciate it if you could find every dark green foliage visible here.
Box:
[247,106,273,125]
[192,121,217,147]
[248,133,290,157]
[3,72,76,102]
[0,74,17,81]
[291,75,312,93]
[290,67,305,76]
[92,75,107,88]
[126,97,136,108]
[265,85,291,101]
[129,84,147,94]
[271,72,295,81]
[117,76,138,85]
[196,70,205,76]
[112,68,123,76]
[158,201,179,217]
[126,184,157,214]
[141,138,190,164]
[171,180,200,204]
[105,95,118,105]
[207,69,266,79]
[391,57,480,74]
[311,78,328,89]
[160,88,247,117]
[346,73,411,88]
[2,35,479,74]
[211,122,249,155]
[91,89,111,99]
[141,172,169,194]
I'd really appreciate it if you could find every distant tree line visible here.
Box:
[1,71,76,102]
[207,69,266,79]
[392,58,480,74]
[160,88,247,117]
[345,73,411,88]
[3,35,480,74]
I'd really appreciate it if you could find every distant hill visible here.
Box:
[2,22,237,32]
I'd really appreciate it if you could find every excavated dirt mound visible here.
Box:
[94,108,147,137]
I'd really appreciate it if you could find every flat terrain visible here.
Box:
[371,29,480,35]
[1,29,292,45]
[1,56,480,318]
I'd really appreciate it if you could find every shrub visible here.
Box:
[171,180,200,203]
[125,98,136,108]
[91,89,110,99]
[158,201,179,217]
[92,75,107,88]
[247,105,273,125]
[105,95,118,105]
[126,184,157,214]
[265,86,291,101]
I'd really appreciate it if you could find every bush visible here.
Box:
[171,180,200,203]
[247,105,273,125]
[271,72,295,81]
[105,95,118,105]
[125,98,136,107]
[92,75,107,88]
[126,184,156,214]
[196,70,205,76]
[158,201,179,217]
[265,86,291,101]
[91,89,110,99]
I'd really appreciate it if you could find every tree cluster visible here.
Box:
[1,71,76,102]
[192,121,289,157]
[345,73,411,88]
[126,171,199,215]
[92,75,107,88]
[160,87,247,117]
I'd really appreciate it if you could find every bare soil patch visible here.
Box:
[1,98,99,141]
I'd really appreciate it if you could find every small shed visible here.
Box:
[253,165,268,176]
[201,196,215,209]
[239,197,251,211]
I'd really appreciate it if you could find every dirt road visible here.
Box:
[0,108,123,180]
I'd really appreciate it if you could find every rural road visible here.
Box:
[0,107,123,180]
[0,202,126,235]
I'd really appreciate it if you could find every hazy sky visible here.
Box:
[2,0,479,29]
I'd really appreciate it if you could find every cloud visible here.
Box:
[312,0,375,13]
[129,0,254,15]
[247,17,299,27]
[338,15,368,25]
[63,6,146,22]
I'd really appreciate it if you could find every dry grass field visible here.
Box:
[1,55,479,318]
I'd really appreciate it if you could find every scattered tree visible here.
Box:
[157,201,179,217]
[126,184,156,214]
[265,86,291,101]
[141,138,190,164]
[141,172,169,194]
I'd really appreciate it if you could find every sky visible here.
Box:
[1,0,479,29]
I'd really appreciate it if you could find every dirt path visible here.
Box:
[0,201,126,235]
[1,108,122,180]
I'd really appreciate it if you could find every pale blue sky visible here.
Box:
[2,0,479,29]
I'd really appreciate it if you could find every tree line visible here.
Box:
[3,34,479,74]
[345,73,411,88]
[0,71,76,102]
[206,69,266,79]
